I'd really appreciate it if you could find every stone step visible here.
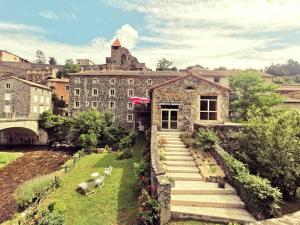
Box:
[165,156,194,161]
[165,161,196,167]
[167,173,203,181]
[165,152,190,156]
[163,137,181,140]
[171,194,245,209]
[164,149,190,153]
[165,140,183,144]
[172,181,236,195]
[167,166,199,174]
[164,147,188,150]
[165,145,186,149]
[171,206,256,224]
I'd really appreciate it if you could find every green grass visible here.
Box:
[0,152,22,169]
[39,137,145,225]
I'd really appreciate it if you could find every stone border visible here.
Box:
[150,125,172,225]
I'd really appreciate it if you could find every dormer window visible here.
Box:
[186,86,195,91]
[214,77,220,83]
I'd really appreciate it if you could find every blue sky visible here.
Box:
[1,0,300,69]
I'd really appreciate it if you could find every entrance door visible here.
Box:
[161,109,178,130]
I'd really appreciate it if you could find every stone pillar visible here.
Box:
[157,175,172,225]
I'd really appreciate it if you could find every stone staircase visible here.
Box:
[158,131,256,224]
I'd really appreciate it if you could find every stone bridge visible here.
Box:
[0,118,48,145]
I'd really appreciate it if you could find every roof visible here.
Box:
[0,76,52,90]
[0,50,30,63]
[69,70,184,77]
[112,39,121,47]
[46,78,69,83]
[150,72,231,91]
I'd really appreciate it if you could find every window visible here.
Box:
[40,96,44,104]
[145,90,150,98]
[214,77,220,83]
[75,78,80,84]
[60,96,64,100]
[75,88,80,96]
[6,84,11,89]
[128,79,134,85]
[127,102,133,110]
[92,88,98,96]
[74,101,80,108]
[4,105,10,113]
[86,102,90,107]
[147,79,152,85]
[33,106,38,113]
[65,85,70,91]
[40,106,44,113]
[4,93,11,101]
[128,89,134,97]
[200,96,217,120]
[34,95,38,103]
[109,101,115,109]
[110,78,115,85]
[109,88,115,97]
[92,101,98,108]
[127,113,133,122]
[92,78,98,84]
[46,97,50,104]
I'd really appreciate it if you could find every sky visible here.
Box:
[1,0,300,70]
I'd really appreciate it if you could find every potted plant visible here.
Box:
[217,177,225,189]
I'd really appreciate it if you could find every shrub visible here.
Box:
[194,128,219,151]
[137,198,160,225]
[215,145,282,219]
[179,132,194,148]
[116,148,132,160]
[119,131,137,149]
[38,210,65,225]
[157,138,167,148]
[15,174,59,209]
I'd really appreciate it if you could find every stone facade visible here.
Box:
[0,50,29,63]
[68,71,181,129]
[0,76,52,119]
[151,74,230,132]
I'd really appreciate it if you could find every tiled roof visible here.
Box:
[69,70,185,77]
[112,39,121,47]
[0,76,52,90]
[150,72,231,91]
[46,78,69,83]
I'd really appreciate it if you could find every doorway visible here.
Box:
[161,108,178,130]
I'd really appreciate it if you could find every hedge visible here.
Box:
[213,145,282,220]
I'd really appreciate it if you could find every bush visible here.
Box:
[119,131,137,149]
[15,174,59,209]
[38,210,65,225]
[179,132,194,148]
[215,145,282,219]
[194,128,219,151]
[116,148,132,160]
[137,199,160,225]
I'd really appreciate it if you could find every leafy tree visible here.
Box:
[38,111,73,143]
[35,50,46,64]
[52,94,66,115]
[156,58,173,71]
[60,59,80,77]
[236,108,300,199]
[49,57,57,65]
[266,59,300,76]
[229,70,282,120]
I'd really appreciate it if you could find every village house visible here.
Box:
[0,50,30,63]
[45,78,70,104]
[0,76,52,119]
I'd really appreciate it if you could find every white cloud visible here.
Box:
[114,24,138,50]
[0,22,44,33]
[38,10,60,20]
[104,0,300,69]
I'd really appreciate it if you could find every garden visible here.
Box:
[0,152,23,169]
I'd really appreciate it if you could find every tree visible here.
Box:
[59,59,80,77]
[156,58,173,71]
[266,59,300,76]
[49,57,57,65]
[229,70,282,120]
[52,94,66,115]
[35,50,46,64]
[236,108,300,199]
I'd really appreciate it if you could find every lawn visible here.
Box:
[39,137,145,225]
[0,152,23,169]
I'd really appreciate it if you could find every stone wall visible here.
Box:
[152,75,230,132]
[249,211,300,225]
[150,125,172,225]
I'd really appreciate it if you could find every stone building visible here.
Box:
[0,76,52,119]
[68,70,182,129]
[76,59,95,66]
[151,73,230,131]
[105,39,149,71]
[0,50,30,63]
[45,78,70,104]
